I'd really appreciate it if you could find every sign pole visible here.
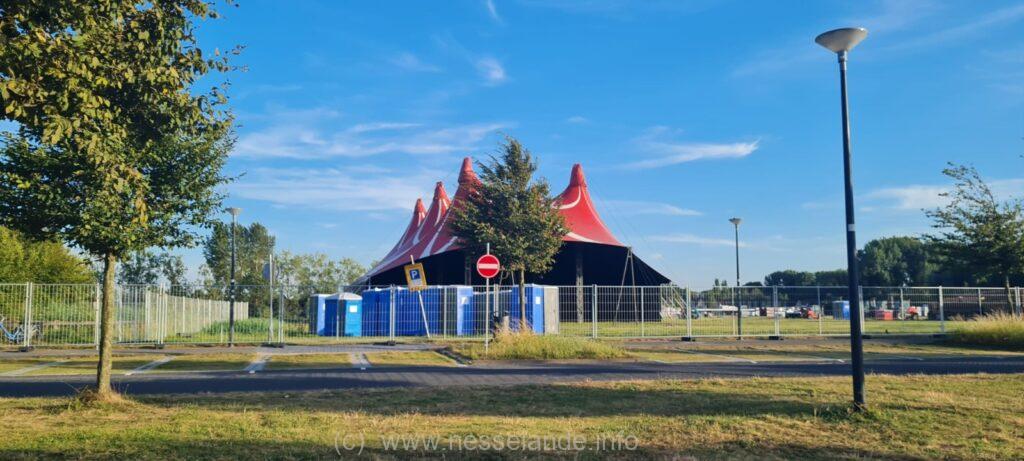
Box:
[410,255,431,338]
[484,244,491,353]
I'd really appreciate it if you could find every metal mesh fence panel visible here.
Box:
[3,282,1021,346]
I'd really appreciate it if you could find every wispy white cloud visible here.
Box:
[863,178,1024,211]
[886,3,1024,52]
[624,127,759,169]
[476,57,508,86]
[484,0,502,23]
[388,52,442,73]
[865,185,949,210]
[603,200,701,217]
[233,121,508,159]
[566,115,589,124]
[649,233,746,247]
[231,167,445,212]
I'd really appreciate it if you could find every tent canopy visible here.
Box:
[359,158,669,286]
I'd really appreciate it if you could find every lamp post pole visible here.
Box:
[816,27,868,411]
[227,207,242,347]
[729,218,742,338]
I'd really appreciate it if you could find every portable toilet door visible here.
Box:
[339,293,362,337]
[324,294,342,337]
[309,294,330,336]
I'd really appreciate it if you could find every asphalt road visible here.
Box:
[1,355,1022,397]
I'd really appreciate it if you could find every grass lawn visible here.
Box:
[449,335,630,361]
[365,351,457,367]
[149,353,256,373]
[0,355,164,376]
[1,374,1022,459]
[264,353,352,370]
[559,317,959,338]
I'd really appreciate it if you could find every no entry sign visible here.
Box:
[476,254,500,279]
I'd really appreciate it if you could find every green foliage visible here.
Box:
[449,137,567,277]
[0,225,92,283]
[857,236,934,286]
[275,251,366,292]
[118,250,186,285]
[202,221,276,287]
[925,164,1024,287]
[764,270,816,286]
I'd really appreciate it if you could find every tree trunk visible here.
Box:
[519,269,527,332]
[96,252,117,396]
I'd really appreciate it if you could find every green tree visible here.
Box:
[0,0,234,398]
[450,137,567,330]
[118,250,186,286]
[0,226,92,283]
[203,221,276,287]
[857,236,934,286]
[813,269,848,286]
[925,164,1024,291]
[764,270,816,286]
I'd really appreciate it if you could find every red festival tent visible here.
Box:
[359,158,668,287]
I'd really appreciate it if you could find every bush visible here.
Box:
[949,313,1024,350]
[455,333,629,360]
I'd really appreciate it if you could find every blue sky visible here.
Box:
[184,0,1024,287]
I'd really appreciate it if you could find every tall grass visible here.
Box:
[949,313,1024,350]
[455,333,629,360]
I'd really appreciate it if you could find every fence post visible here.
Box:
[817,286,823,335]
[389,285,396,342]
[22,282,33,349]
[858,285,866,334]
[773,286,780,337]
[94,283,101,349]
[591,285,598,339]
[938,286,945,334]
[977,287,983,316]
[685,287,692,338]
[640,287,645,338]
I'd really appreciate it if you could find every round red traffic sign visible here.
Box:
[476,254,500,279]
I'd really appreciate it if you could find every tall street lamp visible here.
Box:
[729,218,742,338]
[816,27,868,411]
[227,207,242,347]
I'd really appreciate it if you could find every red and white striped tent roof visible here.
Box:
[363,158,626,279]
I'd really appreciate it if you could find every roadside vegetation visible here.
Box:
[949,313,1024,350]
[450,333,629,360]
[1,374,1021,459]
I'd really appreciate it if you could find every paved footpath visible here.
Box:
[1,355,1022,397]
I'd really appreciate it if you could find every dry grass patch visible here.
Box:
[0,374,1022,459]
[264,353,352,370]
[364,351,456,367]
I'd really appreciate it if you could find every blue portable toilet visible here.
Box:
[833,300,850,320]
[323,294,341,336]
[498,284,546,334]
[338,293,362,337]
[309,294,332,335]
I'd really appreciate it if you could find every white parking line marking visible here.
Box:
[350,353,371,370]
[1,360,68,376]
[244,354,269,374]
[125,356,174,376]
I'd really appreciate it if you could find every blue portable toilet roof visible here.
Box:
[339,293,361,301]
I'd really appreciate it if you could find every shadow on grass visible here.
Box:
[137,382,848,420]
[0,442,936,461]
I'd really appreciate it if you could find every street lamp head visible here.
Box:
[729,217,742,227]
[815,27,868,54]
[226,207,242,218]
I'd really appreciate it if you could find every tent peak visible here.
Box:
[458,157,479,185]
[569,163,587,187]
[414,198,425,213]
